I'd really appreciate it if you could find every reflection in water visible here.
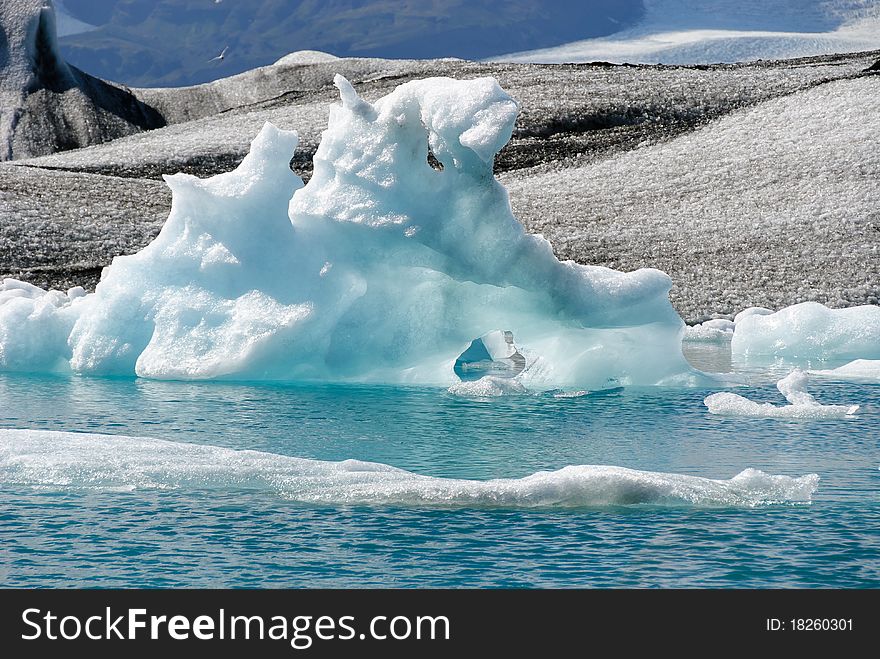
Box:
[683,341,733,373]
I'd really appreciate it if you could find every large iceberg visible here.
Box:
[0,75,693,388]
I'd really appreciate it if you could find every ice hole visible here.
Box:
[454,330,527,381]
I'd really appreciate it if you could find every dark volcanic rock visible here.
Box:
[0,164,168,291]
[0,0,164,161]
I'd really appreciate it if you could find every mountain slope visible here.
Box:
[57,0,644,87]
[0,0,164,160]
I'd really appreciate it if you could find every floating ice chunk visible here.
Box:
[684,318,735,342]
[0,429,820,508]
[732,302,880,361]
[810,359,880,382]
[0,279,83,372]
[0,76,695,387]
[704,369,859,419]
[683,309,773,344]
[703,393,859,419]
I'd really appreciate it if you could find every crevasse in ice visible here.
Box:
[0,75,694,387]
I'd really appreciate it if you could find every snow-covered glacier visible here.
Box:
[495,0,880,66]
[0,75,694,388]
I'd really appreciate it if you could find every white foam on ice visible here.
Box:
[810,359,880,382]
[704,369,859,419]
[0,429,820,508]
[447,376,529,397]
[494,0,880,65]
[732,302,880,361]
[0,75,695,388]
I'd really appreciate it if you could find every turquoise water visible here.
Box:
[0,352,878,588]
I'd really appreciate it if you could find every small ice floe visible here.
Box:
[683,308,774,343]
[683,318,735,342]
[809,359,880,383]
[732,302,880,360]
[447,376,528,397]
[0,429,820,508]
[704,369,859,419]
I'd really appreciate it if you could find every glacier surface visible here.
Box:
[496,0,880,66]
[0,429,819,508]
[503,75,880,322]
[0,75,694,388]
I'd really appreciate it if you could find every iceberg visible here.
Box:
[0,75,694,388]
[0,429,820,508]
[810,359,880,382]
[704,369,859,419]
[732,301,880,362]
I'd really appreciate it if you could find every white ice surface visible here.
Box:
[704,369,859,418]
[733,307,774,324]
[810,359,880,382]
[495,0,880,65]
[732,302,880,361]
[447,376,529,397]
[0,278,83,372]
[0,76,694,388]
[0,429,820,508]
